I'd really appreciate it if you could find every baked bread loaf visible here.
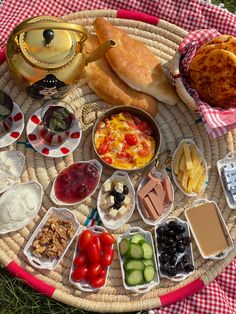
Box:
[93,18,179,106]
[83,35,158,117]
[189,35,236,109]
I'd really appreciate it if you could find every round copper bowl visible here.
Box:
[92,106,161,171]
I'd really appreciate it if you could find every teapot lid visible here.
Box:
[19,17,78,69]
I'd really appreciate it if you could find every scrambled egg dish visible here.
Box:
[94,112,156,170]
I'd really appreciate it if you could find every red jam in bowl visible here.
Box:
[54,162,100,204]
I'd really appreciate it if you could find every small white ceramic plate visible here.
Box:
[26,107,82,158]
[0,181,43,234]
[185,199,234,260]
[0,103,24,148]
[171,139,208,197]
[97,171,135,230]
[50,159,103,206]
[0,150,25,193]
[69,225,113,292]
[217,152,236,209]
[23,207,80,270]
[155,217,195,282]
[117,226,159,294]
[136,168,174,226]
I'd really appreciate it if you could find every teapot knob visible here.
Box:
[43,29,54,45]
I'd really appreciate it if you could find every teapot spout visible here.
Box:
[85,39,116,64]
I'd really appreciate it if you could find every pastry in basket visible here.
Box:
[83,35,158,117]
[93,18,179,106]
[189,35,236,109]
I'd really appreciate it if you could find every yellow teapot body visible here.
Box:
[6,16,116,100]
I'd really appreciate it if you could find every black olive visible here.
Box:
[113,202,122,209]
[177,243,185,253]
[114,193,125,203]
[168,220,178,230]
[166,237,174,245]
[168,229,175,237]
[169,255,177,266]
[182,255,190,264]
[160,253,170,263]
[175,224,186,233]
[156,226,166,235]
[110,189,118,197]
[168,267,177,277]
[182,237,191,246]
[176,233,183,241]
[158,242,168,252]
[160,263,169,274]
[176,261,185,272]
[122,185,129,195]
[184,264,194,273]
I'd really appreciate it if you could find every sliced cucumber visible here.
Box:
[141,242,153,259]
[144,265,155,283]
[125,270,145,286]
[131,233,145,244]
[142,259,154,267]
[119,238,130,257]
[125,259,145,271]
[128,243,144,259]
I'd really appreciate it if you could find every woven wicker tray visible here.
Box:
[0,9,235,313]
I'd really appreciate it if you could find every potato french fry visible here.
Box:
[173,145,183,175]
[183,143,193,170]
[195,172,207,193]
[181,168,189,191]
[189,160,201,178]
[177,169,183,183]
[179,155,186,172]
[190,144,198,166]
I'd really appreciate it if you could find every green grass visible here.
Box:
[1,1,235,313]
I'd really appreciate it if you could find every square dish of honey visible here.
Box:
[185,201,234,259]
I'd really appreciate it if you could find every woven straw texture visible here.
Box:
[0,10,235,313]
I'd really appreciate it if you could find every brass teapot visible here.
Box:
[6,16,116,100]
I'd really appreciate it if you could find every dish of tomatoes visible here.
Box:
[70,229,115,289]
[94,112,156,170]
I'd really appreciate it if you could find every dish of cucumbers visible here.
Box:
[119,232,157,288]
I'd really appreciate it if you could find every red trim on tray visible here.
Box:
[0,47,6,65]
[6,261,55,297]
[160,278,205,306]
[117,10,159,25]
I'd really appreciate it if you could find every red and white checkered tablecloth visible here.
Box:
[0,0,236,313]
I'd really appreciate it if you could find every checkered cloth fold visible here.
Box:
[179,29,236,138]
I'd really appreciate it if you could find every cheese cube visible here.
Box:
[123,196,131,205]
[106,195,115,206]
[118,205,128,216]
[114,182,123,193]
[109,209,118,218]
[100,199,107,209]
[103,181,112,192]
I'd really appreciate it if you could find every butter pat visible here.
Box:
[109,209,118,218]
[114,182,123,193]
[103,181,112,192]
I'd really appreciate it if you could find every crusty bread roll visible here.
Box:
[93,18,179,106]
[83,35,158,117]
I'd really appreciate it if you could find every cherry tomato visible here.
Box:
[101,248,114,267]
[117,151,131,159]
[74,254,86,267]
[91,276,106,288]
[94,236,102,252]
[99,232,115,246]
[79,230,94,251]
[100,268,107,278]
[97,142,109,155]
[87,243,101,263]
[88,263,102,278]
[139,148,150,157]
[138,121,149,131]
[132,115,141,125]
[125,134,138,146]
[102,156,113,165]
[71,266,88,282]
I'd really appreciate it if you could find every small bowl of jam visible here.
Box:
[50,159,103,206]
[38,100,75,146]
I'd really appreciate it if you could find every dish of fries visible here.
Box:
[172,139,208,196]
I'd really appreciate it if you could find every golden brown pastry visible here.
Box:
[93,18,179,106]
[83,35,158,117]
[189,35,236,109]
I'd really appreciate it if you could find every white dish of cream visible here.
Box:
[0,150,25,193]
[0,181,43,234]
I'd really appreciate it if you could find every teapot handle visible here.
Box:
[10,20,88,46]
